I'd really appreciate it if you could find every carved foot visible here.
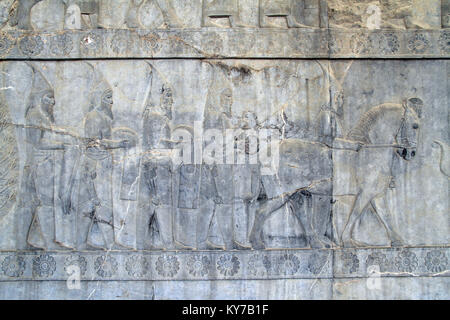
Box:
[232,241,252,250]
[251,241,265,250]
[390,239,404,247]
[319,236,336,248]
[197,240,223,250]
[308,236,335,249]
[249,234,265,250]
[148,245,165,251]
[341,236,354,248]
[173,241,195,251]
[350,238,372,248]
[308,236,325,249]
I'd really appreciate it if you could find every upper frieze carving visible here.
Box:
[0,0,448,31]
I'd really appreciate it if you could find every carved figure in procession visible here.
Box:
[63,0,99,29]
[249,142,333,249]
[22,63,73,249]
[78,64,135,250]
[202,87,238,250]
[9,0,73,31]
[250,96,422,249]
[126,0,183,29]
[125,0,144,28]
[231,111,262,248]
[77,0,99,28]
[202,87,260,249]
[139,66,176,249]
[315,91,345,147]
[171,123,219,250]
[379,0,430,29]
[9,0,43,30]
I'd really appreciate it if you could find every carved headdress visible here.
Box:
[142,61,173,120]
[25,63,53,116]
[86,62,113,118]
[142,61,154,113]
[203,65,233,130]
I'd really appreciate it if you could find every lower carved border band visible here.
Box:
[0,247,448,281]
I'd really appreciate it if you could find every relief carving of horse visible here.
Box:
[335,98,422,247]
[249,98,422,249]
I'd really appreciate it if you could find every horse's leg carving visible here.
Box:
[295,192,317,247]
[294,191,333,248]
[309,181,335,248]
[370,197,403,247]
[341,190,374,247]
[249,196,289,249]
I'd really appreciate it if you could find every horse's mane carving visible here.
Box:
[347,103,403,144]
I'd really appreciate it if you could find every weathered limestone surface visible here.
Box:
[0,1,448,300]
[328,0,443,29]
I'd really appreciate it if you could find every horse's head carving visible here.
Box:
[396,98,422,160]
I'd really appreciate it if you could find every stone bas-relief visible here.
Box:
[0,60,448,297]
[0,60,447,253]
[0,3,448,301]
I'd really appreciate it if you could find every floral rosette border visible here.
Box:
[0,29,447,59]
[0,247,446,281]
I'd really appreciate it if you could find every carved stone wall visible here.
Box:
[0,0,448,300]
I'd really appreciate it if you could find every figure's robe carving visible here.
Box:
[77,64,135,250]
[139,64,176,249]
[22,63,70,249]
